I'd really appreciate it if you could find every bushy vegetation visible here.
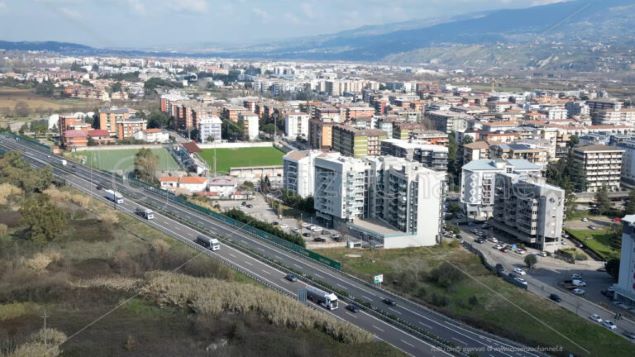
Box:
[5,328,67,357]
[225,208,305,247]
[140,271,374,344]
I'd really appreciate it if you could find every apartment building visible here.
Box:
[314,154,369,224]
[613,215,635,305]
[364,156,445,248]
[332,125,387,158]
[116,116,147,140]
[572,145,624,192]
[463,141,490,164]
[199,116,222,143]
[618,139,635,187]
[98,107,133,137]
[282,150,322,198]
[489,143,550,167]
[240,114,260,141]
[380,138,449,171]
[309,118,334,150]
[460,159,542,219]
[493,174,564,253]
[285,113,310,140]
[426,110,469,133]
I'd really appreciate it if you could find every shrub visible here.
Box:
[224,208,305,247]
[0,183,22,205]
[428,262,465,289]
[7,328,67,357]
[0,223,8,237]
[140,271,374,344]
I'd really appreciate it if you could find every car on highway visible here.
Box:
[284,274,298,282]
[382,298,397,306]
[95,184,103,190]
[623,331,635,341]
[549,293,562,302]
[572,288,586,295]
[513,268,527,276]
[345,304,360,313]
[602,320,617,330]
[589,314,603,323]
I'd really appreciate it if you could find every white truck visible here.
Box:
[60,159,67,166]
[135,208,154,220]
[306,286,338,310]
[104,189,124,204]
[196,235,220,251]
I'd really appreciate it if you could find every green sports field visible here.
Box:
[76,148,180,173]
[199,147,284,173]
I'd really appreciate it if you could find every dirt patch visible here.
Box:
[0,210,21,227]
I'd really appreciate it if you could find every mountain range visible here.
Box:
[2,0,635,72]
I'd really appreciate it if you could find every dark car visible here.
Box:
[382,298,397,306]
[241,201,247,206]
[95,184,103,190]
[623,331,635,341]
[549,293,562,302]
[346,304,360,313]
[284,274,298,282]
[302,232,312,237]
[246,204,253,208]
[313,237,326,242]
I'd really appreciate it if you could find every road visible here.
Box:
[0,135,545,357]
[459,226,635,342]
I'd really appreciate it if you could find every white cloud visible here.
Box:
[164,0,208,13]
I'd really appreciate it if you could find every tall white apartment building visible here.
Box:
[572,145,624,192]
[285,113,310,140]
[282,150,322,198]
[493,174,565,253]
[240,114,260,141]
[198,115,222,143]
[312,153,445,248]
[614,215,635,305]
[314,154,369,224]
[366,156,445,248]
[460,159,542,219]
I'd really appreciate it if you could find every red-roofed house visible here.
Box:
[159,176,208,194]
[62,130,88,148]
[87,129,114,145]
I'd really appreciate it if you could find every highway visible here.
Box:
[0,135,544,357]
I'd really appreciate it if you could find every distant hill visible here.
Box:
[2,0,635,72]
[0,41,93,52]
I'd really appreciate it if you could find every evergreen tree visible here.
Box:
[595,185,611,215]
[625,190,635,215]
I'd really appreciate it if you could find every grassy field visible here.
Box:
[0,87,99,116]
[565,228,621,260]
[316,244,635,357]
[199,147,284,173]
[74,148,180,172]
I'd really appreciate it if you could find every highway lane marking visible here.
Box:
[418,321,432,329]
[389,307,402,315]
[372,325,385,332]
[345,311,358,319]
[314,273,323,278]
[444,321,526,357]
[336,283,345,289]
[262,270,271,275]
[244,260,254,266]
[452,337,467,345]
[362,295,374,301]
[293,263,303,269]
[229,253,237,258]
[400,339,415,348]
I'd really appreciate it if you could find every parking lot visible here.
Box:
[217,194,345,247]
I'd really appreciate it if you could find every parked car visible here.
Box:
[476,238,485,244]
[589,314,603,323]
[488,237,498,244]
[272,221,279,225]
[581,217,589,222]
[285,274,298,282]
[571,279,587,287]
[345,304,360,313]
[494,244,504,250]
[513,268,527,276]
[601,290,615,298]
[572,288,586,295]
[302,232,312,237]
[246,204,253,208]
[241,201,247,206]
[603,320,617,330]
[549,293,562,302]
[589,225,596,230]
[571,273,583,280]
[313,237,326,243]
[539,251,548,257]
[382,298,397,306]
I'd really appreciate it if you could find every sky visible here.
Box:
[0,0,567,49]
